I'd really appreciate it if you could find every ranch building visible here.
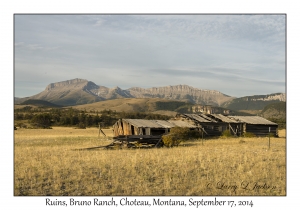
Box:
[112,118,198,137]
[175,113,278,137]
[112,114,278,138]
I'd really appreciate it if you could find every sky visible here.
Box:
[14,14,286,98]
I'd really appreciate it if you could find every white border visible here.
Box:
[3,0,297,209]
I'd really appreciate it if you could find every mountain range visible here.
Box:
[15,78,286,110]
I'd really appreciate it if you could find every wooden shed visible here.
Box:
[228,116,278,137]
[178,113,243,137]
[112,119,198,137]
[176,113,278,137]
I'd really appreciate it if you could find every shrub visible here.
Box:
[239,139,246,144]
[17,123,27,128]
[169,127,190,139]
[162,127,201,147]
[30,113,52,128]
[162,134,182,147]
[267,133,275,138]
[243,132,256,138]
[221,129,232,138]
[77,122,86,129]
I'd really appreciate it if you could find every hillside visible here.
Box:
[127,85,234,106]
[15,78,285,113]
[221,93,286,111]
[260,101,286,120]
[71,98,192,114]
[27,79,105,106]
[16,78,234,107]
[15,97,29,104]
[71,98,252,116]
[20,99,62,108]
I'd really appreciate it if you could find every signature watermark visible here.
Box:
[206,181,277,193]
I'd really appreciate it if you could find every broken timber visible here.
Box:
[109,135,164,149]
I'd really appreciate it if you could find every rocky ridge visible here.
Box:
[22,78,235,106]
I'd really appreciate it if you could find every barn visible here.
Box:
[112,114,278,139]
[112,119,198,137]
[228,115,278,137]
[175,113,278,137]
[177,113,243,137]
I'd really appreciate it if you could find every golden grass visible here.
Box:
[278,129,286,138]
[14,127,286,196]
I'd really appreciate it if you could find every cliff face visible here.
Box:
[19,78,283,107]
[127,85,234,106]
[250,93,286,102]
[29,79,104,106]
[45,78,89,90]
[221,93,286,111]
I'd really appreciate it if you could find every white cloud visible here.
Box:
[14,14,286,97]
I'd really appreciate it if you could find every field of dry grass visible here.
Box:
[14,127,286,196]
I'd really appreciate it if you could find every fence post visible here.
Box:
[268,127,271,149]
[98,123,101,139]
[202,129,204,145]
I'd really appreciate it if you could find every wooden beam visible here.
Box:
[228,124,237,136]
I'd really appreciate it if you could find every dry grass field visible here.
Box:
[14,127,286,196]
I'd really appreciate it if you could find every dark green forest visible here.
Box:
[14,106,171,129]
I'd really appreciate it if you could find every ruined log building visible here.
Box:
[113,114,278,138]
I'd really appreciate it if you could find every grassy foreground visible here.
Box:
[14,127,286,196]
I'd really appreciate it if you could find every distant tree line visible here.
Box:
[267,118,286,129]
[14,107,171,128]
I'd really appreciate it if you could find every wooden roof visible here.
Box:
[209,114,240,123]
[122,119,163,128]
[180,113,277,125]
[228,116,278,125]
[120,115,277,128]
[122,119,197,128]
[183,114,213,123]
[168,120,198,128]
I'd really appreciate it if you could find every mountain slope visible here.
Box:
[127,85,234,106]
[260,101,286,120]
[72,98,191,114]
[20,99,62,107]
[29,79,106,106]
[19,78,235,106]
[221,93,286,111]
[72,98,252,117]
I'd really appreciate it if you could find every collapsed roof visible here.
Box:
[181,114,277,125]
[120,119,197,128]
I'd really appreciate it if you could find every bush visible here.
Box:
[17,123,27,128]
[162,127,201,147]
[162,134,182,147]
[77,122,86,129]
[30,113,52,128]
[169,127,190,139]
[243,132,256,138]
[267,133,275,138]
[221,130,232,138]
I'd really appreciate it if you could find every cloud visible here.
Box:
[14,14,286,98]
[147,67,285,88]
[93,18,106,26]
[15,42,60,52]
